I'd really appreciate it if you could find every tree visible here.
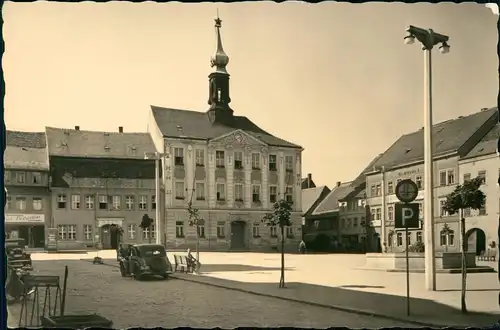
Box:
[262,199,293,288]
[442,176,486,313]
[140,214,154,243]
[187,202,203,274]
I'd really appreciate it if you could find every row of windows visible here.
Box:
[387,230,454,247]
[175,182,294,203]
[56,194,156,211]
[5,170,43,185]
[6,196,43,211]
[174,221,294,239]
[57,224,156,240]
[173,147,295,172]
[340,216,367,229]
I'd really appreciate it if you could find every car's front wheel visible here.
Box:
[119,263,127,277]
[133,265,142,281]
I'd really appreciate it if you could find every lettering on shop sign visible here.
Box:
[6,214,45,223]
[398,169,420,177]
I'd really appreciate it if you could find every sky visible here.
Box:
[3,2,498,187]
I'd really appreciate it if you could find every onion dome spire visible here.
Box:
[210,15,229,74]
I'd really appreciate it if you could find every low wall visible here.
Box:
[365,252,476,270]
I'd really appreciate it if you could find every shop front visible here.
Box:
[5,214,46,248]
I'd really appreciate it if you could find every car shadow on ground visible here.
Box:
[177,275,500,327]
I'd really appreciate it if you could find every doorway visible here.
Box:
[230,221,246,249]
[466,228,486,255]
[101,224,121,250]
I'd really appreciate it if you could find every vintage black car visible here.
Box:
[6,238,33,270]
[118,244,173,280]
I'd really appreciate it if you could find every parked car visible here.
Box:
[118,244,173,280]
[5,238,32,270]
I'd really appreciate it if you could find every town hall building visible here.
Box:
[148,17,304,251]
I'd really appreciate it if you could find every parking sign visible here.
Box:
[395,203,420,229]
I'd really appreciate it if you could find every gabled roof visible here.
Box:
[461,122,500,160]
[302,186,330,216]
[339,187,366,202]
[151,106,301,149]
[6,130,46,148]
[301,177,316,189]
[367,107,497,171]
[4,146,49,171]
[311,182,354,215]
[350,153,384,189]
[45,127,157,159]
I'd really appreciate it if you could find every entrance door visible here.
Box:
[230,221,246,249]
[31,226,45,248]
[101,225,112,249]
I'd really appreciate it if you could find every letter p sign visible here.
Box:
[395,203,420,229]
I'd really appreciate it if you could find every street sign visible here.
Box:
[395,179,419,203]
[395,202,420,229]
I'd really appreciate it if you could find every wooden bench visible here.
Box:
[173,254,193,273]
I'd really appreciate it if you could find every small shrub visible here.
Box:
[408,241,425,253]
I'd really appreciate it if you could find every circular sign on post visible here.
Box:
[395,179,419,203]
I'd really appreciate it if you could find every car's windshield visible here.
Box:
[138,246,166,257]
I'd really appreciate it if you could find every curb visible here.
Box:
[170,275,444,328]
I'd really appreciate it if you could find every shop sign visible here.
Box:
[5,214,45,223]
[47,228,58,251]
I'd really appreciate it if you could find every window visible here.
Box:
[16,197,26,211]
[370,185,376,197]
[127,224,136,239]
[85,195,95,209]
[269,155,277,171]
[479,198,486,215]
[32,197,42,211]
[174,147,184,166]
[375,184,381,197]
[71,195,81,209]
[387,181,394,194]
[252,185,261,203]
[195,149,205,167]
[286,226,294,238]
[196,183,205,200]
[387,205,394,221]
[216,183,225,201]
[4,171,11,183]
[234,184,244,202]
[463,207,471,217]
[57,195,67,209]
[478,170,486,185]
[176,221,184,238]
[440,230,455,246]
[16,172,26,183]
[143,225,156,240]
[99,195,108,210]
[285,186,293,203]
[32,172,42,184]
[396,232,403,246]
[269,186,277,203]
[376,208,381,221]
[416,231,422,243]
[139,195,148,210]
[67,225,76,240]
[112,196,121,210]
[252,223,260,238]
[353,218,358,227]
[448,231,455,246]
[175,182,185,200]
[197,224,205,238]
[406,232,411,246]
[217,221,225,238]
[447,170,455,185]
[252,153,261,170]
[440,200,448,217]
[125,196,135,210]
[416,176,423,189]
[463,173,471,183]
[151,195,156,210]
[58,225,66,240]
[216,151,225,168]
[285,156,294,172]
[270,226,278,238]
[84,225,93,240]
[234,152,243,170]
[371,209,376,222]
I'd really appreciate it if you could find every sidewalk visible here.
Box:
[173,272,498,327]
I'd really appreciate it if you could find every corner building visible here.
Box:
[148,17,303,251]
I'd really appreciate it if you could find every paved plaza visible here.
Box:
[8,251,500,328]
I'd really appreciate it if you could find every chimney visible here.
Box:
[118,126,123,133]
[307,173,312,188]
[336,181,341,187]
[74,126,80,131]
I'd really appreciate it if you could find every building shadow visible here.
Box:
[176,276,500,327]
[199,264,294,272]
[338,284,385,289]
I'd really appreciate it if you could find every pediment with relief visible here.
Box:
[209,130,268,153]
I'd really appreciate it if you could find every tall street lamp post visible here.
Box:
[145,152,164,245]
[404,25,450,291]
